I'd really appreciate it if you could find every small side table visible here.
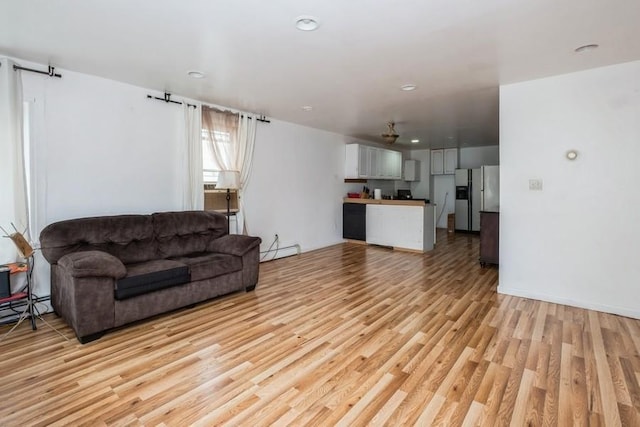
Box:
[0,259,36,331]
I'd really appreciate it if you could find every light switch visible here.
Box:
[529,179,543,191]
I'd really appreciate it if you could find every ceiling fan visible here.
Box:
[381,122,399,144]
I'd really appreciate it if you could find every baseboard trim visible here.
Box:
[344,239,367,245]
[497,285,640,320]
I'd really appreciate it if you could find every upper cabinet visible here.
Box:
[345,144,402,180]
[431,150,444,175]
[431,148,458,175]
[444,148,458,174]
[381,149,402,179]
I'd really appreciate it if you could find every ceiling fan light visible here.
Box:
[381,122,399,144]
[382,135,398,144]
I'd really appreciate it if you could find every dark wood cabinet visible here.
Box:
[343,203,366,241]
[479,211,499,267]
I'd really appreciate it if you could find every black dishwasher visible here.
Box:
[343,203,366,241]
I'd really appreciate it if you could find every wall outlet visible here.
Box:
[529,179,543,191]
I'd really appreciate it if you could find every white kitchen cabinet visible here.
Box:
[379,149,389,178]
[345,144,402,180]
[404,159,420,181]
[346,144,371,178]
[345,144,361,178]
[444,148,458,174]
[390,150,402,179]
[370,147,380,177]
[431,148,458,175]
[377,149,393,179]
[358,145,370,177]
[431,149,444,175]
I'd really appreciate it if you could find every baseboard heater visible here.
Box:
[260,244,301,262]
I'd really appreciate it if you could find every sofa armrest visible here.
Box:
[207,235,262,257]
[58,250,126,279]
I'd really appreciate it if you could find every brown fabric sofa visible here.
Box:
[40,211,261,343]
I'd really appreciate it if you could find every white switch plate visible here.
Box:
[529,179,543,191]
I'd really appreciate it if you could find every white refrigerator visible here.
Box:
[480,165,500,213]
[454,166,499,231]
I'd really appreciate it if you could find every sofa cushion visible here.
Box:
[170,253,241,282]
[40,215,156,264]
[115,259,190,300]
[153,211,227,258]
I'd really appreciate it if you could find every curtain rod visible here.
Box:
[203,104,270,123]
[13,64,62,78]
[253,115,271,123]
[147,92,197,109]
[148,92,271,123]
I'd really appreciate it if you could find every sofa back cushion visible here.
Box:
[40,215,156,264]
[153,211,227,258]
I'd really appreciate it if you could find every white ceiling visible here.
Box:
[1,0,639,149]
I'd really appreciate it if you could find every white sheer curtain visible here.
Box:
[0,57,28,263]
[182,103,203,210]
[235,113,257,233]
[202,106,257,234]
[202,106,238,171]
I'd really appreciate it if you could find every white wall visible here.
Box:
[499,60,640,319]
[23,68,184,224]
[459,146,499,168]
[432,175,455,228]
[0,57,26,265]
[241,119,347,254]
[11,57,348,297]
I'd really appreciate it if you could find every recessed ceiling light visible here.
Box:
[401,84,417,91]
[566,150,578,160]
[295,15,319,31]
[301,105,313,111]
[575,44,599,53]
[187,70,205,79]
[411,139,420,143]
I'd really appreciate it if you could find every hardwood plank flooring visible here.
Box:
[1,230,639,426]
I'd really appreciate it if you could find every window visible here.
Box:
[202,129,231,183]
[201,107,238,183]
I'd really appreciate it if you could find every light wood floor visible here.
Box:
[1,230,640,426]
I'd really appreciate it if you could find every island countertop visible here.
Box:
[342,198,435,252]
[343,198,430,207]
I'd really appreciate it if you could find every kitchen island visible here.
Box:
[343,198,436,252]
